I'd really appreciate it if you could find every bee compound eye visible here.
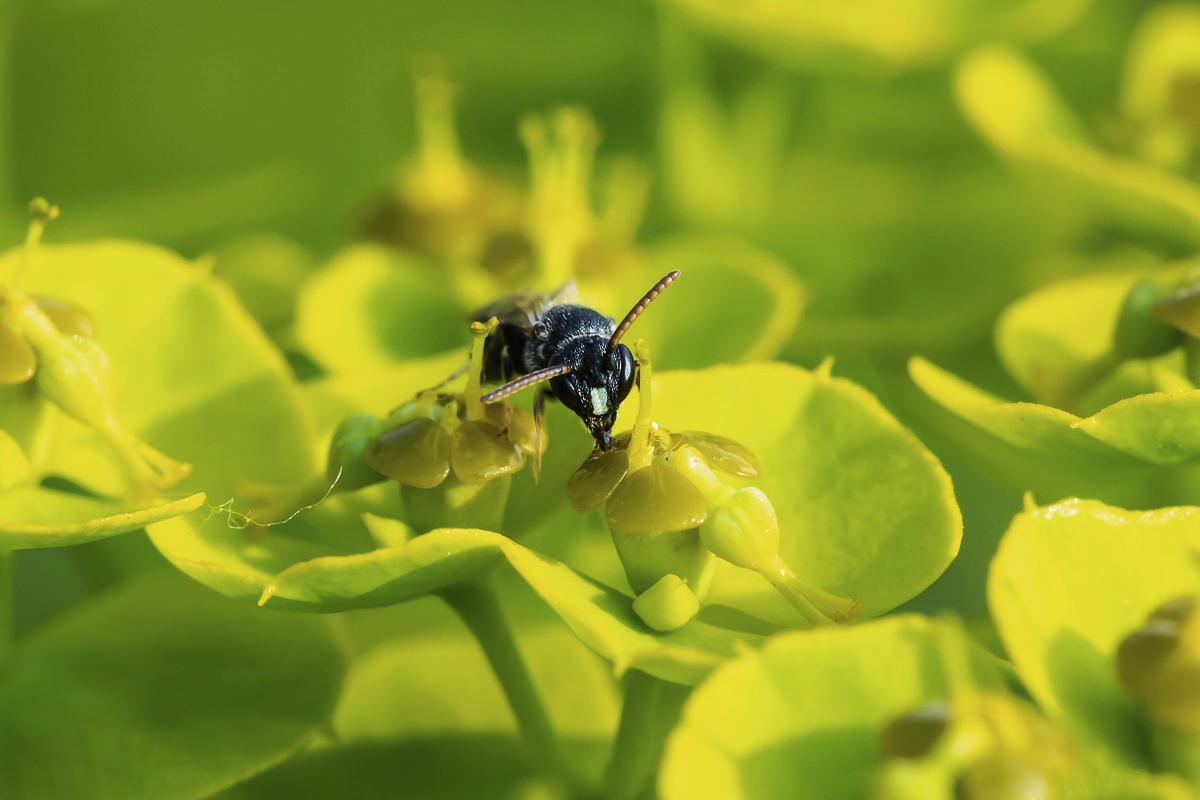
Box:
[614,344,636,402]
[549,373,584,415]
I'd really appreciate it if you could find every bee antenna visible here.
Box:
[607,270,681,354]
[481,365,573,403]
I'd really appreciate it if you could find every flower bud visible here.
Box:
[698,487,779,574]
[365,317,537,533]
[605,463,715,598]
[31,329,189,497]
[33,330,115,433]
[699,483,858,627]
[450,420,525,485]
[631,574,699,632]
[1152,278,1200,340]
[606,464,708,535]
[0,202,189,501]
[875,695,1071,800]
[1116,596,1200,737]
[568,340,855,624]
[33,296,95,339]
[880,700,954,760]
[1113,279,1185,359]
[0,319,35,384]
[565,446,628,513]
[325,413,390,491]
[367,417,452,489]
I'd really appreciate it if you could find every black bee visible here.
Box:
[472,270,680,452]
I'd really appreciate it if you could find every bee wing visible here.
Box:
[470,279,578,330]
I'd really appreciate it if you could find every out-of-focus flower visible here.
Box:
[0,199,191,501]
[1117,595,1200,782]
[876,622,1073,800]
[359,73,523,270]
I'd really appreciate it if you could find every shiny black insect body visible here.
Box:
[473,270,680,452]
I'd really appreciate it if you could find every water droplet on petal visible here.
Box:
[678,431,760,479]
[367,418,451,488]
[606,464,707,534]
[450,420,525,484]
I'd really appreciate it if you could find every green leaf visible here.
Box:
[302,349,468,443]
[502,542,759,685]
[659,0,1091,71]
[13,240,316,502]
[294,244,469,373]
[658,615,1001,800]
[147,511,345,605]
[988,497,1200,767]
[906,356,1173,507]
[954,43,1085,153]
[0,487,205,548]
[622,362,961,623]
[1121,3,1200,169]
[0,573,344,800]
[211,234,315,331]
[154,361,954,675]
[1076,390,1200,464]
[955,44,1200,247]
[149,516,759,685]
[633,236,805,370]
[258,528,510,612]
[332,586,619,747]
[994,263,1191,410]
[211,736,580,800]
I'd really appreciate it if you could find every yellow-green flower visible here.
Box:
[568,340,857,629]
[876,623,1073,800]
[242,316,541,532]
[1117,595,1200,782]
[0,200,191,502]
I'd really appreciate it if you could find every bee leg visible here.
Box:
[532,388,546,482]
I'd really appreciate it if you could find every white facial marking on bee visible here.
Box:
[590,387,608,415]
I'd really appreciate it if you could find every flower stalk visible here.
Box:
[0,548,12,670]
[440,580,571,787]
[604,668,665,800]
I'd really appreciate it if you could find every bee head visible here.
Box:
[549,338,636,452]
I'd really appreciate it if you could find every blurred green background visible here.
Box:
[6,0,1192,650]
